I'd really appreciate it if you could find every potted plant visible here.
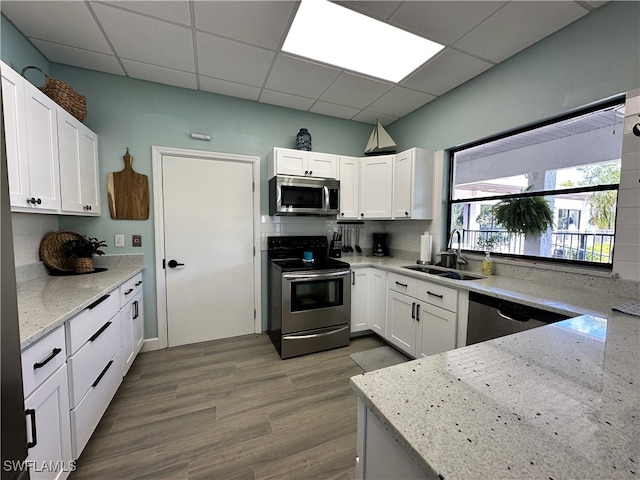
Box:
[62,235,107,273]
[491,194,554,236]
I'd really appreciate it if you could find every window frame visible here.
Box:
[446,95,625,270]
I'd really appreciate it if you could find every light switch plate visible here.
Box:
[115,234,125,247]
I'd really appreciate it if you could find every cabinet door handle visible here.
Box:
[309,170,312,175]
[416,304,420,321]
[87,294,110,310]
[89,321,112,342]
[411,302,415,319]
[133,300,139,320]
[395,281,408,288]
[92,360,114,388]
[352,271,355,285]
[25,409,37,449]
[33,347,62,369]
[427,291,444,299]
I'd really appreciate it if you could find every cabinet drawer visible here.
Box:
[119,272,143,307]
[68,314,121,407]
[66,292,119,354]
[22,326,67,398]
[70,349,122,459]
[388,273,418,297]
[416,281,458,313]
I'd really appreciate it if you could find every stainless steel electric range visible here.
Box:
[267,236,351,359]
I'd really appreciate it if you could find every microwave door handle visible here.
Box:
[323,185,330,213]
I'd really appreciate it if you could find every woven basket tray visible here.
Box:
[39,231,82,272]
[21,66,87,122]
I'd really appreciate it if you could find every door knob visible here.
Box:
[167,260,184,268]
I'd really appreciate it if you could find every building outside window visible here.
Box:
[448,97,624,266]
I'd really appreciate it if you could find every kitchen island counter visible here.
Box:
[351,310,639,479]
[16,255,144,349]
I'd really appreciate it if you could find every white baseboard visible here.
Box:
[141,337,162,352]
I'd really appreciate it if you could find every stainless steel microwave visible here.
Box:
[269,175,340,216]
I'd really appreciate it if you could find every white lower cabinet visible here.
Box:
[120,272,144,375]
[21,326,73,480]
[351,268,387,334]
[65,288,123,459]
[385,273,459,358]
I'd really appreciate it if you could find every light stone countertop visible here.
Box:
[17,255,144,349]
[346,254,640,479]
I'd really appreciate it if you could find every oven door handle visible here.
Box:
[282,270,350,280]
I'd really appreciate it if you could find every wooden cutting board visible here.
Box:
[107,149,149,220]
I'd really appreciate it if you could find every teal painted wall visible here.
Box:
[3,1,639,341]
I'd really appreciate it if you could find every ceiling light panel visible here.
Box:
[282,0,444,83]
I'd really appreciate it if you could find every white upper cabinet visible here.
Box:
[1,61,99,216]
[268,147,338,179]
[58,108,100,215]
[338,156,360,219]
[2,61,60,213]
[392,147,434,220]
[359,154,393,219]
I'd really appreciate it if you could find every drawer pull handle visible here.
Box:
[87,294,110,310]
[395,281,408,288]
[92,360,114,388]
[427,291,444,299]
[89,321,112,342]
[135,281,143,286]
[25,408,37,449]
[124,288,134,295]
[33,347,62,369]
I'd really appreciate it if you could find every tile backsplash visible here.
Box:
[11,213,58,267]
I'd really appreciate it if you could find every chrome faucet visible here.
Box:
[447,229,468,269]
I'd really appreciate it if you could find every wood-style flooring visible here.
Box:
[70,333,387,480]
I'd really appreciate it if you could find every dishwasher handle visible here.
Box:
[497,308,529,322]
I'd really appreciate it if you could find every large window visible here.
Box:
[448,97,624,267]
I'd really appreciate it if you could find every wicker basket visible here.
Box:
[74,257,95,273]
[39,231,82,272]
[21,66,87,122]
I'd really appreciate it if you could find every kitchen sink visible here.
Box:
[401,265,484,281]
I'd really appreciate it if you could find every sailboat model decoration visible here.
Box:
[364,119,397,156]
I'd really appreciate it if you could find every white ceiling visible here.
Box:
[1,1,608,126]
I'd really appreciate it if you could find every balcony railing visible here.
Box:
[461,229,615,264]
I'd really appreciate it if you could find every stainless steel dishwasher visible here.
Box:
[466,291,570,345]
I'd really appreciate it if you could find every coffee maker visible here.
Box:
[372,233,389,256]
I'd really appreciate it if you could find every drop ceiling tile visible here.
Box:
[199,75,261,101]
[197,32,275,87]
[121,59,196,90]
[390,1,504,45]
[264,54,341,98]
[401,48,493,96]
[352,111,398,126]
[93,2,195,72]
[367,86,436,118]
[31,39,125,76]
[309,101,361,120]
[2,1,112,53]
[454,1,589,63]
[98,1,192,26]
[194,1,295,50]
[319,73,393,110]
[259,89,315,112]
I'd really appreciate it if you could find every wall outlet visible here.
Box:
[132,235,142,247]
[115,234,125,247]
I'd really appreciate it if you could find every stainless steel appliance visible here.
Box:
[268,236,351,359]
[1,105,30,479]
[269,175,339,216]
[466,292,570,345]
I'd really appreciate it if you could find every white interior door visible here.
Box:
[162,154,255,347]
